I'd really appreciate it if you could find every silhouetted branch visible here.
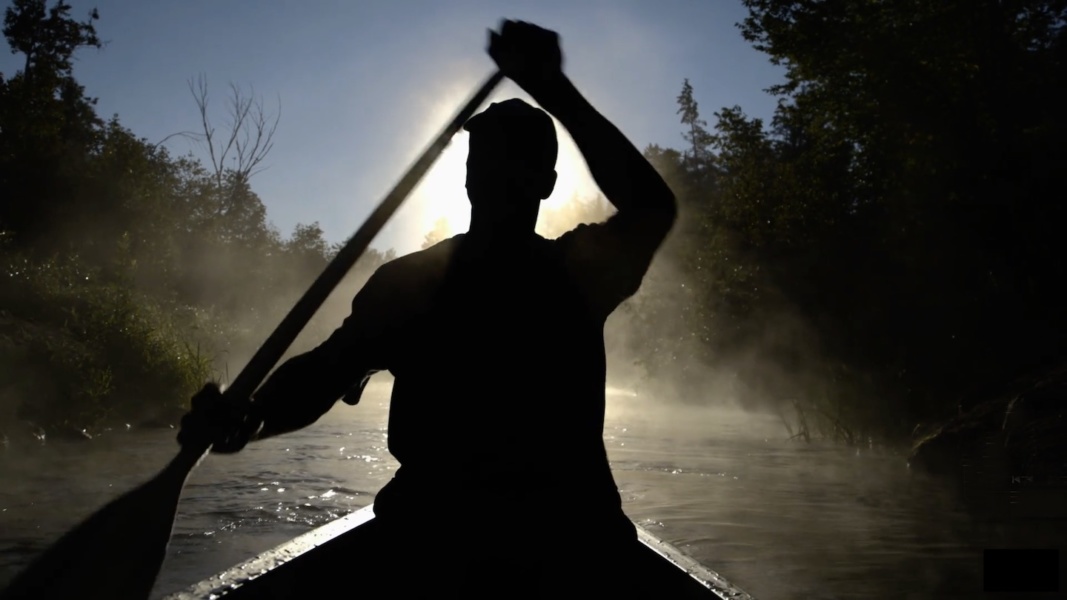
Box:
[187,75,280,214]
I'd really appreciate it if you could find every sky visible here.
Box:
[1,0,785,255]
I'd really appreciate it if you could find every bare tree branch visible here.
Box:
[186,75,281,217]
[151,130,202,150]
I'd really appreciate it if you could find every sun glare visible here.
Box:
[409,114,601,245]
[410,133,472,237]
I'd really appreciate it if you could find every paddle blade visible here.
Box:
[0,448,204,600]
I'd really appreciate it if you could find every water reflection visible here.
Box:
[0,384,1027,599]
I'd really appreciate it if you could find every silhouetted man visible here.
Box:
[211,20,675,596]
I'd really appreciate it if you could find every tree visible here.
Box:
[0,6,416,434]
[421,217,450,249]
[165,75,281,236]
[2,0,100,83]
[186,76,279,190]
[675,78,715,176]
[722,0,1067,429]
[535,194,614,239]
[0,0,104,245]
[286,221,330,265]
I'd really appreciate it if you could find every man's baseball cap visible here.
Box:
[463,98,558,171]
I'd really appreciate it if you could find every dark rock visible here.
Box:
[910,362,1067,490]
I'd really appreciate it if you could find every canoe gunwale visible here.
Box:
[162,507,376,600]
[162,505,755,600]
[635,526,756,600]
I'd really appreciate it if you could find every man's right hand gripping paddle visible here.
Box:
[179,383,264,455]
[488,20,564,99]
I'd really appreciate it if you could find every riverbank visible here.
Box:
[908,359,1067,524]
[0,260,215,441]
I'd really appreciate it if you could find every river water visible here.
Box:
[0,382,1054,599]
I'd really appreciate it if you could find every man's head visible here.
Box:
[463,98,558,234]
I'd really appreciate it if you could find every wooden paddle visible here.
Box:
[0,391,223,600]
[0,69,504,600]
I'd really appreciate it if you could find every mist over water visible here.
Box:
[1,93,1021,596]
[2,190,984,599]
[1,381,992,600]
[1,2,1063,598]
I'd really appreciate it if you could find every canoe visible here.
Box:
[162,505,755,599]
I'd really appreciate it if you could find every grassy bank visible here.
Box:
[0,249,218,433]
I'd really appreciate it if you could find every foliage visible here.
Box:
[3,0,1063,446]
[535,194,614,239]
[633,0,1067,442]
[421,217,451,249]
[676,78,716,178]
[0,248,215,429]
[0,1,389,431]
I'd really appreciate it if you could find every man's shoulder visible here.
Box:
[400,235,463,267]
[553,211,673,252]
[372,235,462,286]
[549,219,612,251]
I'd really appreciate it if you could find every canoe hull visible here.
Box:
[163,505,753,599]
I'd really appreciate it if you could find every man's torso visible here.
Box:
[370,233,623,523]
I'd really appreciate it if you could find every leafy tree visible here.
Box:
[702,0,1067,434]
[0,3,408,432]
[421,217,451,249]
[0,0,104,246]
[3,0,100,82]
[287,222,330,262]
[535,194,614,239]
[676,78,715,176]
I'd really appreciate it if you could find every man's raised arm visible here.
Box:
[489,21,677,224]
[488,21,676,316]
[536,77,676,227]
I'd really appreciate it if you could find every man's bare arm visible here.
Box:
[489,20,676,221]
[251,265,400,441]
[537,76,676,221]
[248,349,369,441]
[208,265,397,452]
[487,21,676,316]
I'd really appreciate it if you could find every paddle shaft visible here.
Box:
[224,70,505,405]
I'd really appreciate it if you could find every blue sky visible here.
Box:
[1,0,785,255]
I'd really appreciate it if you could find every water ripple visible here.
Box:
[0,406,1029,600]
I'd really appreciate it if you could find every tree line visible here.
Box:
[0,0,394,433]
[2,0,1063,445]
[628,0,1066,443]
